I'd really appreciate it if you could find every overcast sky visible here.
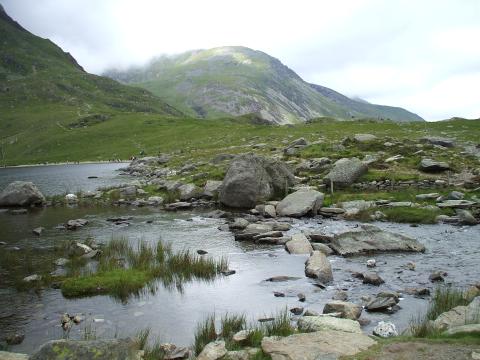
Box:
[3,0,479,120]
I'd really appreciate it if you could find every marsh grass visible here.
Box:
[61,236,228,300]
[135,328,166,360]
[409,286,477,338]
[194,310,295,355]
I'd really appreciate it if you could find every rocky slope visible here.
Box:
[105,46,423,124]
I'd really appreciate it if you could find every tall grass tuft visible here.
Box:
[194,315,217,355]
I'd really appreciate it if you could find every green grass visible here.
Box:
[194,315,217,355]
[380,207,452,224]
[409,286,478,338]
[61,237,228,301]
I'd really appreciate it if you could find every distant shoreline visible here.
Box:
[0,160,129,169]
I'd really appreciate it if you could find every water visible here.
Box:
[0,165,479,354]
[0,163,131,196]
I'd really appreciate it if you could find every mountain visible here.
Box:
[0,4,181,119]
[105,46,423,124]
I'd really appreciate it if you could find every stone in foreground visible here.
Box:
[0,181,45,207]
[261,330,376,360]
[305,251,333,283]
[219,154,295,208]
[373,321,398,338]
[276,189,324,217]
[197,340,227,360]
[0,352,28,360]
[30,339,139,360]
[323,300,362,320]
[330,224,425,256]
[297,315,362,333]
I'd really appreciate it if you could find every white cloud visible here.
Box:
[2,0,479,120]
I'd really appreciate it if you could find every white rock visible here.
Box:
[373,321,398,338]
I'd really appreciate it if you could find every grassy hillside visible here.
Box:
[105,46,423,124]
[0,5,182,145]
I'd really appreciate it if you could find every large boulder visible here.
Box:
[323,158,367,188]
[178,183,202,201]
[219,154,295,208]
[285,233,313,254]
[305,251,333,283]
[420,136,455,148]
[0,181,45,207]
[197,341,227,360]
[433,296,480,331]
[419,158,450,172]
[330,224,425,256]
[297,316,362,333]
[30,339,139,360]
[276,189,324,217]
[261,330,376,360]
[203,180,223,198]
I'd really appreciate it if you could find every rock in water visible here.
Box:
[330,224,425,256]
[197,341,227,360]
[30,339,139,360]
[285,233,313,254]
[323,301,362,320]
[0,351,29,359]
[0,181,45,207]
[219,154,295,208]
[276,189,324,217]
[323,158,367,188]
[261,330,376,360]
[305,251,333,283]
[373,321,398,338]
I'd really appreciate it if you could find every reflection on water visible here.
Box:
[0,163,131,196]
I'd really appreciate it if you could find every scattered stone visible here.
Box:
[229,218,250,230]
[276,189,324,217]
[219,154,295,208]
[436,199,476,209]
[433,297,480,331]
[232,330,251,343]
[448,191,465,200]
[5,333,25,345]
[305,251,333,283]
[416,193,440,200]
[444,323,480,336]
[273,292,285,297]
[420,158,450,172]
[385,155,404,163]
[261,330,376,360]
[330,224,425,256]
[362,272,385,286]
[332,290,348,301]
[0,181,45,207]
[32,227,44,236]
[164,346,190,360]
[420,136,455,148]
[311,243,333,255]
[221,270,236,276]
[290,307,304,315]
[164,202,192,211]
[23,274,41,282]
[354,134,377,142]
[366,259,376,268]
[323,301,362,320]
[297,293,306,302]
[65,193,78,204]
[203,180,223,199]
[456,209,478,225]
[309,233,334,243]
[339,200,375,216]
[373,321,398,338]
[285,233,313,254]
[265,276,301,282]
[197,250,208,255]
[0,351,29,359]
[66,218,88,230]
[323,158,368,188]
[54,258,69,267]
[197,340,227,360]
[365,294,399,312]
[178,183,202,201]
[429,270,447,282]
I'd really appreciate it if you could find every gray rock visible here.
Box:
[66,219,88,230]
[332,290,348,301]
[305,251,333,283]
[323,301,362,320]
[5,333,25,345]
[229,218,250,230]
[285,233,313,254]
[444,323,480,336]
[23,274,41,282]
[219,154,295,208]
[203,180,223,198]
[0,351,29,360]
[456,209,478,225]
[178,183,202,201]
[0,181,45,207]
[448,191,465,200]
[323,158,368,188]
[436,200,476,209]
[420,158,450,172]
[354,134,377,142]
[261,330,376,360]
[330,224,425,256]
[164,202,192,211]
[311,243,333,255]
[416,193,440,200]
[276,189,324,217]
[147,196,164,205]
[30,339,139,360]
[362,272,384,286]
[32,227,44,236]
[433,297,480,331]
[197,340,227,360]
[366,295,399,312]
[373,321,398,337]
[263,204,277,218]
[297,316,362,333]
[420,136,455,148]
[340,200,375,216]
[119,186,137,197]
